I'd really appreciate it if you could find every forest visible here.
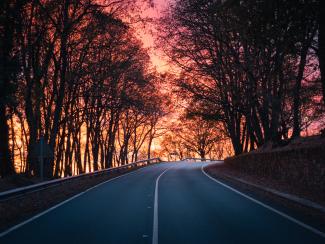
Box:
[1,0,324,179]
[157,0,325,155]
[0,0,170,178]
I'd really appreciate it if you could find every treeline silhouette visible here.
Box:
[0,0,165,178]
[158,0,325,155]
[159,116,232,161]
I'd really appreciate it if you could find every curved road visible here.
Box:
[0,162,324,243]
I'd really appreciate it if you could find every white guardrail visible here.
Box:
[182,157,222,162]
[0,157,162,201]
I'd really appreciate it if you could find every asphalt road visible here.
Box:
[0,162,324,243]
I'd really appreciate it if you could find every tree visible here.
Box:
[173,116,222,159]
[0,0,25,177]
[158,0,323,155]
[3,0,164,178]
[317,0,325,105]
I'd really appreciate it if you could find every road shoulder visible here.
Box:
[203,163,325,234]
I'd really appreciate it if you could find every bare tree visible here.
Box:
[157,0,322,155]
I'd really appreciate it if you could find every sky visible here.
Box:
[139,0,172,72]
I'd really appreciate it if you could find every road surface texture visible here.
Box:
[1,162,324,243]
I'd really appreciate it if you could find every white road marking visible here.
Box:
[0,165,154,238]
[201,164,325,238]
[152,165,175,244]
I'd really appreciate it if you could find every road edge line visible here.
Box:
[0,165,155,238]
[152,165,174,244]
[201,164,325,239]
[218,172,325,213]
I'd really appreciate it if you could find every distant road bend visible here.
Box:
[1,162,324,243]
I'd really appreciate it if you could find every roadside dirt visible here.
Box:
[0,175,43,193]
[205,163,325,231]
[206,163,325,206]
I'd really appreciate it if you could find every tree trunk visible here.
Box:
[318,3,325,105]
[48,0,70,177]
[147,130,154,160]
[0,0,18,177]
[0,104,14,176]
[199,150,205,160]
[293,45,308,138]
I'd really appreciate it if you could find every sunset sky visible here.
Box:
[139,0,172,72]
